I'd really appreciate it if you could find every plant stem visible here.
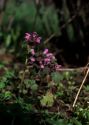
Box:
[20,58,28,85]
[73,68,89,107]
[20,45,29,86]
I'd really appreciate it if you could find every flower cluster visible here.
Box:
[25,32,41,44]
[41,49,56,68]
[24,32,61,72]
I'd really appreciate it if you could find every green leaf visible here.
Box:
[0,63,5,68]
[30,84,38,91]
[85,85,89,91]
[70,118,82,125]
[5,34,11,47]
[40,91,54,107]
[51,72,64,84]
[4,91,12,100]
[49,119,67,125]
[24,79,38,91]
[0,82,5,89]
[4,70,14,78]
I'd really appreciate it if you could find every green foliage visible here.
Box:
[69,118,82,125]
[0,63,88,125]
[4,70,15,79]
[0,70,14,86]
[3,1,36,30]
[48,119,68,125]
[0,63,5,68]
[0,82,5,89]
[40,91,55,107]
[0,91,12,101]
[51,71,73,84]
[75,107,89,122]
[0,69,14,86]
[51,72,64,84]
[0,66,89,124]
[0,69,15,101]
[4,91,12,100]
[0,0,89,124]
[85,85,89,92]
[16,97,33,112]
[47,116,83,125]
[24,79,38,91]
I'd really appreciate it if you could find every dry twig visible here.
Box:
[73,67,89,107]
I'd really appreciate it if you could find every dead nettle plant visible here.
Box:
[19,32,89,108]
[19,32,62,96]
[24,32,61,74]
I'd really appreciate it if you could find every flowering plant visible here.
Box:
[24,32,61,75]
[19,32,62,107]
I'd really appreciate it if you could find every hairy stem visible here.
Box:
[20,58,28,85]
[20,45,29,87]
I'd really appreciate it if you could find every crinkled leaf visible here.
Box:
[40,91,54,107]
[0,82,5,89]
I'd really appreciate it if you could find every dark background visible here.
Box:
[0,0,89,65]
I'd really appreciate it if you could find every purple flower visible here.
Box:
[46,53,55,60]
[32,32,41,43]
[44,58,51,65]
[35,37,41,44]
[39,61,42,64]
[43,49,49,55]
[46,53,53,57]
[40,64,44,69]
[25,32,41,44]
[30,49,35,55]
[25,33,31,41]
[24,32,62,72]
[30,57,35,62]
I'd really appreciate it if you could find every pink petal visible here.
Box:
[40,65,44,69]
[30,57,35,62]
[35,37,41,43]
[43,49,49,54]
[30,49,35,55]
[25,33,31,41]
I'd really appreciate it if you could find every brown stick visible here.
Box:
[73,68,89,107]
